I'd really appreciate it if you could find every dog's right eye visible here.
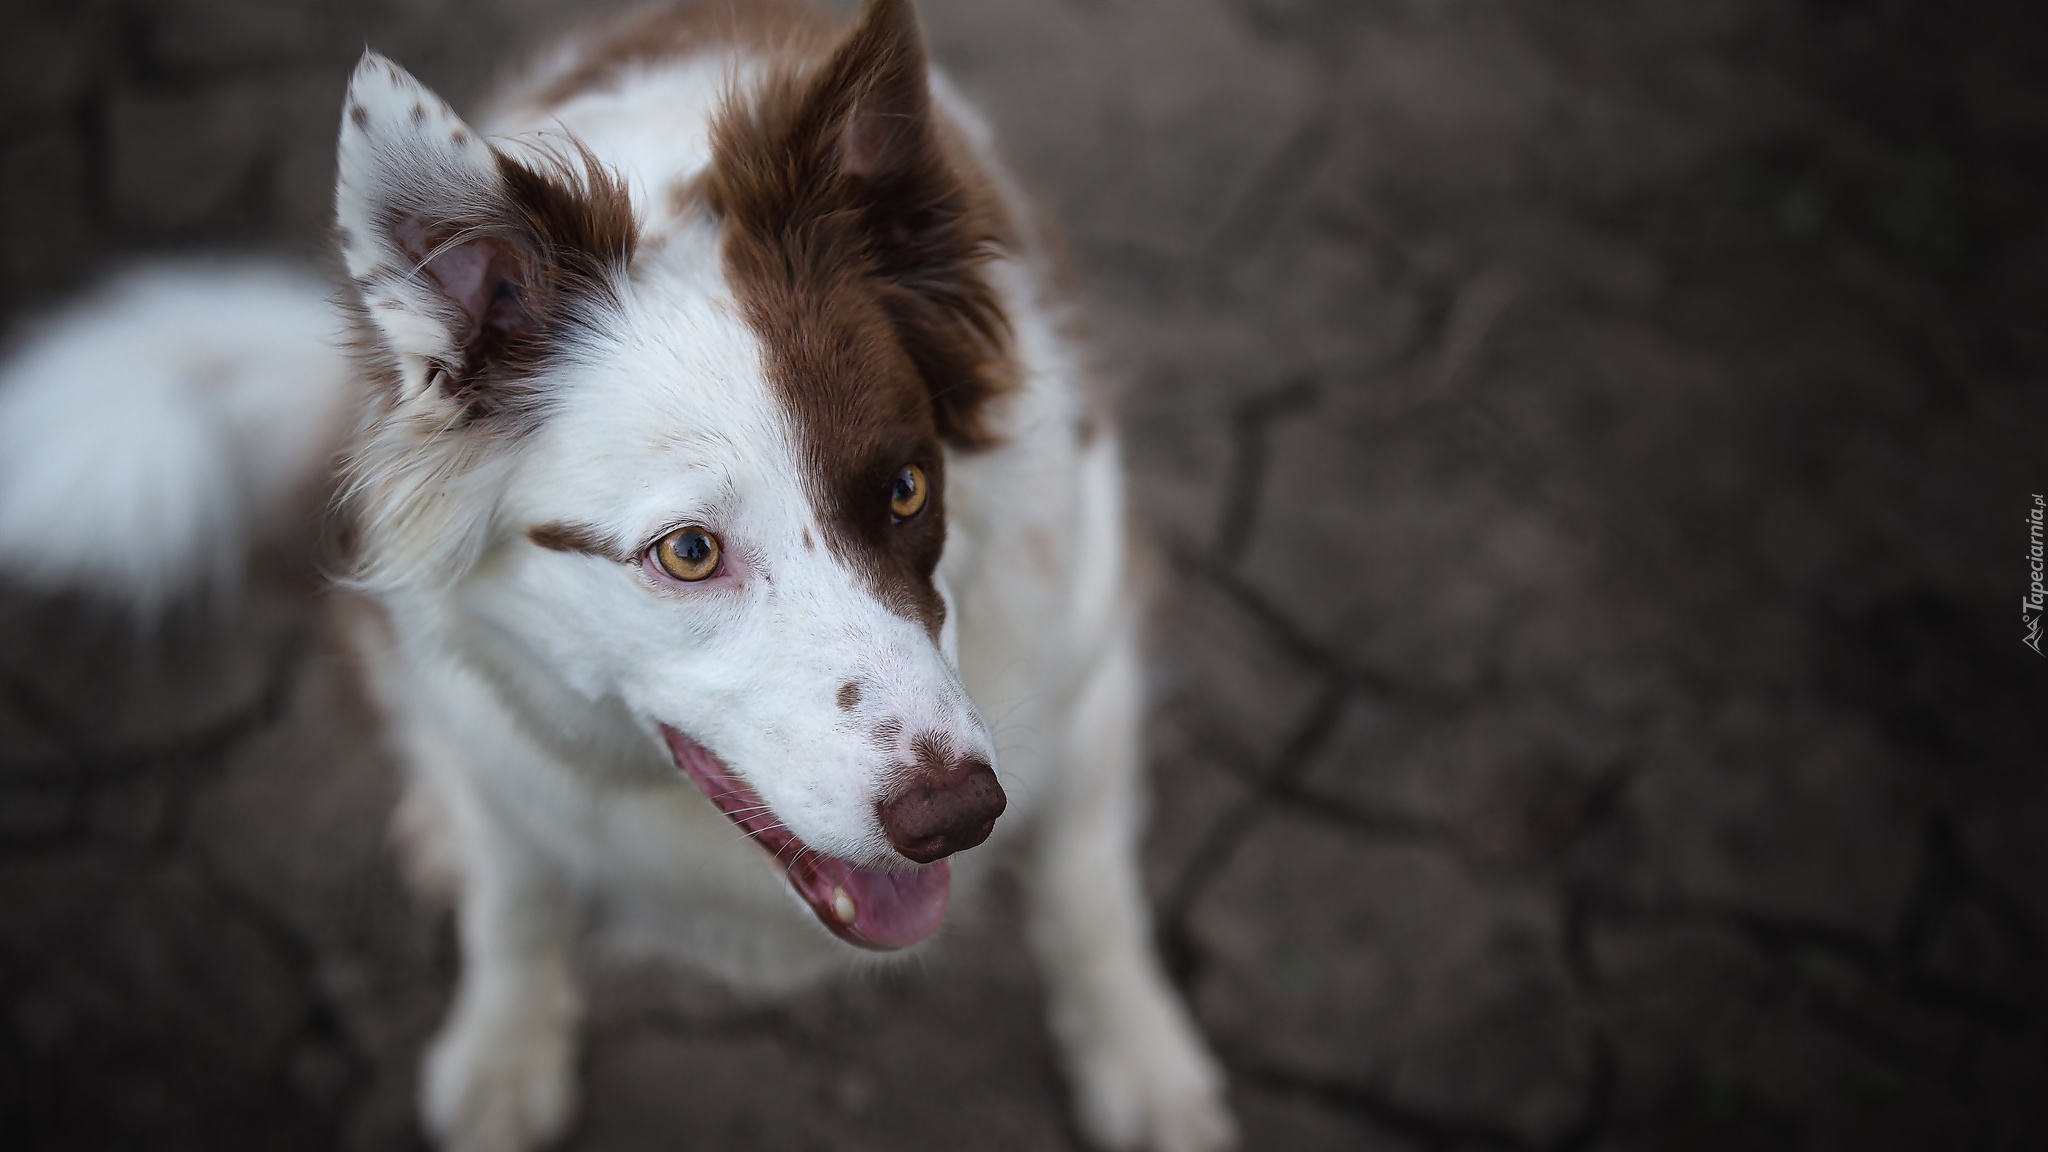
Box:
[889,464,928,522]
[652,526,721,581]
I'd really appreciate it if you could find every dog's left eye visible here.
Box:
[652,526,721,581]
[890,464,927,521]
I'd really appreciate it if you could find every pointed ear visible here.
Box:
[791,0,1015,446]
[821,0,936,186]
[334,53,635,417]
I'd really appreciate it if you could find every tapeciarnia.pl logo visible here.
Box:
[2027,494,2045,656]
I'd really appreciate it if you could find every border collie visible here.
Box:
[0,2,1232,1149]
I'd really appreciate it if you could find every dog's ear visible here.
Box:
[712,0,1011,449]
[334,53,635,418]
[817,0,1010,448]
[814,0,939,189]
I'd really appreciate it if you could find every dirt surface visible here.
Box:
[3,0,2045,1149]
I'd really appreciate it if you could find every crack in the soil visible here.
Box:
[1204,94,1340,275]
[0,627,309,787]
[0,629,307,859]
[1210,375,1322,561]
[1172,535,1488,708]
[1565,880,2047,1062]
[185,849,376,1142]
[1157,676,1352,988]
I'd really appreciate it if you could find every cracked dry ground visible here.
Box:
[3,0,2045,1149]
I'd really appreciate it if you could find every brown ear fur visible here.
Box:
[705,0,1013,450]
[391,143,637,421]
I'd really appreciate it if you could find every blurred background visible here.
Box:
[2,0,2045,1148]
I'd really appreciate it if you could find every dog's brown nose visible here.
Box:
[879,756,1006,864]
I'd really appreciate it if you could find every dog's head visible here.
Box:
[333,0,1014,949]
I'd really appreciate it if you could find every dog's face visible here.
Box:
[334,0,1014,949]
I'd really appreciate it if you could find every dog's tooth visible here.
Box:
[832,886,857,924]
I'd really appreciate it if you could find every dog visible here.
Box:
[0,2,1234,1149]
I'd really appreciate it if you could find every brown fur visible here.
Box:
[399,142,638,420]
[527,520,630,562]
[703,0,1015,633]
[334,138,637,592]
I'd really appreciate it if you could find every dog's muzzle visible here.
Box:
[661,725,993,950]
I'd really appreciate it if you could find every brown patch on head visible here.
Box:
[836,680,862,711]
[387,141,638,423]
[527,520,629,562]
[349,103,369,129]
[705,0,1014,633]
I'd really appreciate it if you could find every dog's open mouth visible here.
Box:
[661,726,948,951]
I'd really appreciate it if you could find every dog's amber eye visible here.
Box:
[890,464,927,521]
[653,526,721,581]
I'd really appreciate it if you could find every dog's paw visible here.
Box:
[422,1007,576,1152]
[1065,999,1237,1152]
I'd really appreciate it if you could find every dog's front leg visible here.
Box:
[1026,632,1237,1152]
[423,815,581,1152]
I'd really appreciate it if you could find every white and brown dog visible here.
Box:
[0,2,1232,1150]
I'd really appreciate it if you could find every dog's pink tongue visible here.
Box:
[789,853,950,951]
[659,724,949,951]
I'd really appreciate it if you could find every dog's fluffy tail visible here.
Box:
[0,262,355,618]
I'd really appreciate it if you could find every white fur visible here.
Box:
[0,263,351,615]
[0,26,1233,1152]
